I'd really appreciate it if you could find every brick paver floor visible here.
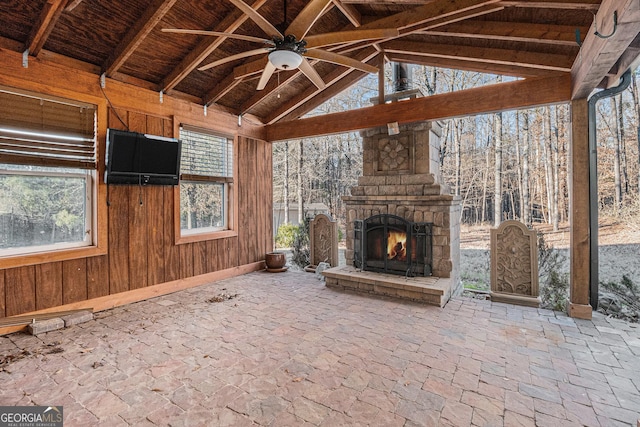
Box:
[1,270,639,426]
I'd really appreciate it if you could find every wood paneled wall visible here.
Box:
[0,110,273,319]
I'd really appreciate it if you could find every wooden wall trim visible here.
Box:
[0,261,265,336]
[265,74,571,142]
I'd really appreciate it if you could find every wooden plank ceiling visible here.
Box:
[0,0,638,126]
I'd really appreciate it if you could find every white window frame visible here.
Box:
[0,85,107,270]
[0,166,94,257]
[175,125,236,244]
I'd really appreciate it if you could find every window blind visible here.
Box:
[180,126,233,178]
[0,86,97,169]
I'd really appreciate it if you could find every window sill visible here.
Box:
[175,229,238,245]
[0,244,107,270]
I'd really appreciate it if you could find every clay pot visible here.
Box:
[265,252,286,269]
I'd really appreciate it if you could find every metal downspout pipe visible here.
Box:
[587,69,632,309]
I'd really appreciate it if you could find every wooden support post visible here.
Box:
[569,98,592,319]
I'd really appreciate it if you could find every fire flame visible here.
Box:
[387,230,407,261]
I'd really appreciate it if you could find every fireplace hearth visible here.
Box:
[354,214,432,277]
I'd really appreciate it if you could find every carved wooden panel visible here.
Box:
[309,214,339,267]
[490,220,539,306]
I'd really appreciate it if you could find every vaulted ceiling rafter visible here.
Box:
[386,52,564,79]
[499,0,600,10]
[354,0,503,32]
[25,0,67,57]
[64,0,83,12]
[160,0,269,93]
[194,0,507,117]
[103,0,178,77]
[419,21,588,47]
[383,40,574,72]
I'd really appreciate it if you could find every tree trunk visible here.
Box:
[424,67,437,95]
[557,106,568,223]
[482,134,490,224]
[454,119,461,196]
[542,107,554,225]
[297,139,304,224]
[515,112,522,220]
[551,107,559,231]
[633,72,640,198]
[611,97,622,210]
[618,94,629,198]
[494,109,503,226]
[283,141,290,224]
[522,112,531,226]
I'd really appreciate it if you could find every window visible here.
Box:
[179,126,233,238]
[0,86,96,257]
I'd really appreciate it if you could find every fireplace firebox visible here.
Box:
[354,214,432,277]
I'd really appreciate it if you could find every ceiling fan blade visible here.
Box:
[304,28,399,48]
[257,61,277,90]
[285,0,332,40]
[198,48,269,71]
[298,58,326,90]
[162,28,274,45]
[228,0,283,39]
[304,49,378,74]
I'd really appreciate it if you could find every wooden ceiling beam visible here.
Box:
[234,57,270,79]
[605,38,640,87]
[499,0,600,10]
[246,1,502,120]
[421,21,587,46]
[355,0,502,32]
[264,48,379,124]
[160,0,269,92]
[239,70,303,113]
[332,0,362,27]
[332,3,504,55]
[279,69,369,122]
[64,0,83,12]
[25,0,67,57]
[386,53,562,78]
[571,0,640,98]
[399,3,505,35]
[103,0,178,77]
[265,73,571,141]
[203,72,243,107]
[383,40,574,72]
[339,0,426,3]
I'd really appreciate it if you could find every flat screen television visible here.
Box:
[105,128,181,185]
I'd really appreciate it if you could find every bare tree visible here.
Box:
[522,111,531,225]
[494,83,503,225]
[611,97,623,210]
[633,72,640,197]
[297,139,304,224]
[283,141,290,224]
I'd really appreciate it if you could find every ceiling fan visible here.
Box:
[163,0,397,91]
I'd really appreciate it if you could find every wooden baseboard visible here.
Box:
[0,261,265,336]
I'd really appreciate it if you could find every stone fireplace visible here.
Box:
[323,120,462,307]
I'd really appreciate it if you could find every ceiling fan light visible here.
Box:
[269,50,303,70]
